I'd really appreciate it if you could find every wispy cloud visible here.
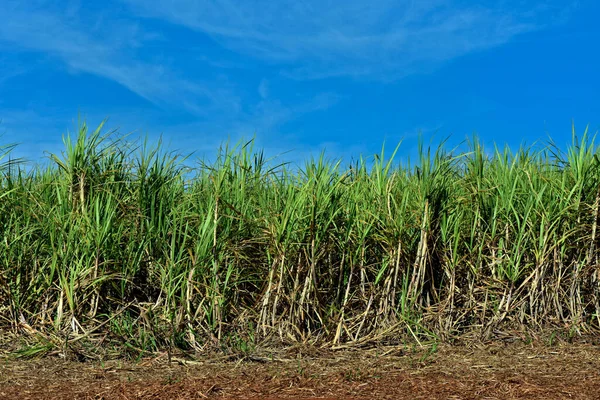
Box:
[121,0,573,80]
[258,79,269,99]
[144,91,341,153]
[0,0,240,115]
[0,0,340,142]
[0,0,580,165]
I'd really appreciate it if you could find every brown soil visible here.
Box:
[1,343,599,399]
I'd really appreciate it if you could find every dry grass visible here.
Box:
[1,342,599,399]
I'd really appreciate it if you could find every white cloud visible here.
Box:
[0,0,341,142]
[258,79,269,99]
[121,0,573,80]
[166,92,340,144]
[1,88,340,165]
[0,1,239,116]
[0,0,578,166]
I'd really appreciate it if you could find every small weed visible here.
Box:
[13,337,54,359]
[419,341,439,363]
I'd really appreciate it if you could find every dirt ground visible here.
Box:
[1,342,599,400]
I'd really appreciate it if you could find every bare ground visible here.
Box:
[1,342,599,399]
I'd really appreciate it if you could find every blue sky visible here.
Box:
[1,0,599,166]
